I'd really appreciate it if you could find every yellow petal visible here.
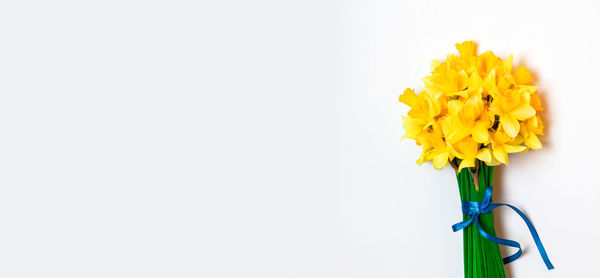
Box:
[446,141,462,159]
[503,54,513,74]
[447,126,470,144]
[425,95,442,118]
[511,104,536,121]
[492,147,508,165]
[431,60,441,72]
[532,115,544,135]
[433,152,449,170]
[469,72,483,88]
[476,148,492,164]
[457,70,470,91]
[497,75,513,91]
[514,66,533,85]
[417,147,432,165]
[472,120,490,143]
[483,70,497,97]
[402,116,426,139]
[485,156,502,166]
[512,132,527,145]
[504,144,527,153]
[530,93,543,112]
[399,88,418,107]
[458,159,475,172]
[525,134,542,150]
[479,51,500,73]
[448,100,462,116]
[499,114,520,137]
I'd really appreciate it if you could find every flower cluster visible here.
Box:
[400,41,543,171]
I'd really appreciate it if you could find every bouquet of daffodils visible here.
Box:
[399,41,553,277]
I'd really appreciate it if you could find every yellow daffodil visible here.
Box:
[448,136,493,172]
[422,66,470,99]
[519,115,544,150]
[399,41,544,171]
[416,123,453,169]
[490,128,527,165]
[455,41,477,72]
[489,88,537,138]
[399,88,442,140]
[444,96,491,144]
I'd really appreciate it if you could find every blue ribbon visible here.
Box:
[452,187,554,270]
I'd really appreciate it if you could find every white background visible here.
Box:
[0,0,597,277]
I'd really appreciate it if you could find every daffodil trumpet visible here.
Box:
[399,42,552,277]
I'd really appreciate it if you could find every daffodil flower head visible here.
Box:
[399,41,543,170]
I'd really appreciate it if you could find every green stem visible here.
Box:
[456,160,505,278]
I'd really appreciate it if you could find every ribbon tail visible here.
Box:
[474,216,522,264]
[452,216,475,232]
[497,203,555,270]
[453,187,554,271]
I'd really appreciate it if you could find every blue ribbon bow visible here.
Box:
[452,187,554,270]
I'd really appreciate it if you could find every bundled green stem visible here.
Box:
[456,160,505,278]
